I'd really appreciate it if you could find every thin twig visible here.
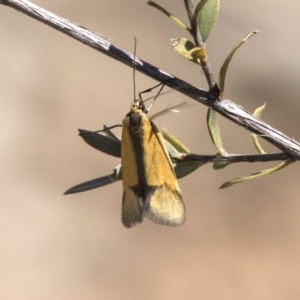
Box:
[183,0,194,24]
[1,0,300,159]
[180,152,289,163]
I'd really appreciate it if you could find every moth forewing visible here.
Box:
[142,118,185,226]
[121,109,143,228]
[121,100,185,228]
[121,188,143,228]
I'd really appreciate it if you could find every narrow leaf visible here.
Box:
[162,129,190,154]
[161,130,205,177]
[253,103,266,119]
[207,108,231,169]
[64,175,116,194]
[207,108,226,155]
[64,165,122,194]
[175,160,206,179]
[219,30,259,98]
[220,159,295,189]
[252,103,267,154]
[79,129,121,158]
[147,1,191,32]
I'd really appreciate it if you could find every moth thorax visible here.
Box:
[129,111,143,133]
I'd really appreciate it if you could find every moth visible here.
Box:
[121,84,185,228]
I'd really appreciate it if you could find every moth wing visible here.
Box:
[122,189,143,228]
[143,184,185,226]
[121,117,143,228]
[142,120,185,226]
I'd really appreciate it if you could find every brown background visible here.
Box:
[1,1,300,299]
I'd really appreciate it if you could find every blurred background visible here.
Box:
[1,0,300,299]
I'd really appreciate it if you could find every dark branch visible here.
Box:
[180,152,289,164]
[1,0,300,159]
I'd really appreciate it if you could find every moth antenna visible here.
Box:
[133,37,137,101]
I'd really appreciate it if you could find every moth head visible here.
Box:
[131,98,146,113]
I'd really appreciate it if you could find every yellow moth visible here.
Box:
[121,84,185,228]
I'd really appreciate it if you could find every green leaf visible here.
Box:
[219,30,259,98]
[220,159,295,189]
[252,103,267,154]
[162,129,190,154]
[207,108,232,169]
[64,165,122,194]
[147,1,191,32]
[206,108,227,155]
[253,103,266,119]
[64,175,116,194]
[172,38,201,65]
[79,128,121,158]
[175,160,206,179]
[162,130,205,178]
[194,0,220,42]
